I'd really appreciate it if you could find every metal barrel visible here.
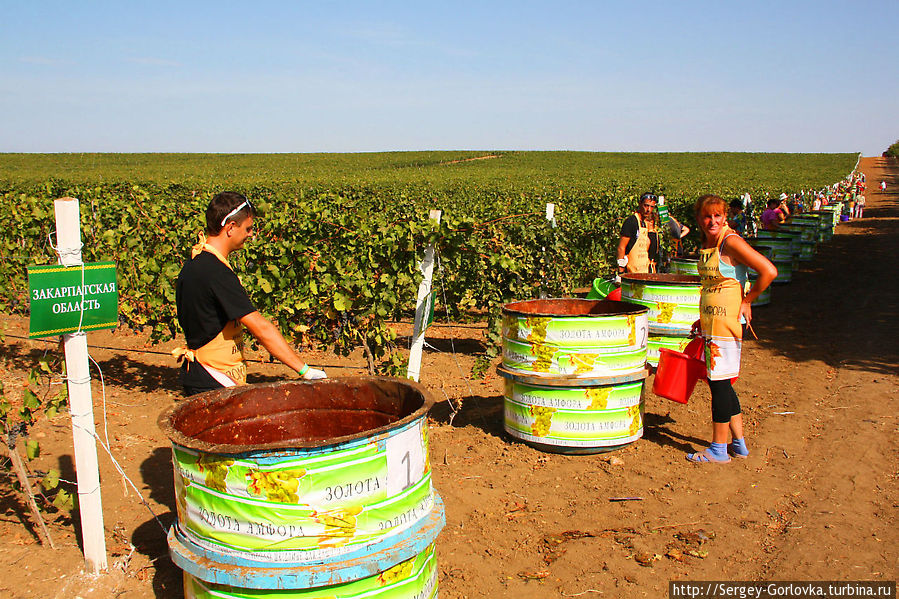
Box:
[804,210,836,241]
[750,239,792,261]
[780,222,817,261]
[749,240,797,284]
[790,214,827,243]
[158,378,444,598]
[500,298,649,453]
[669,258,699,276]
[747,271,772,305]
[756,229,802,258]
[619,274,700,370]
[820,205,842,228]
[619,273,701,337]
[771,257,793,283]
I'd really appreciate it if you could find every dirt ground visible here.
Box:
[1,157,896,598]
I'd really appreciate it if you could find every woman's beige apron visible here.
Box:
[697,225,743,380]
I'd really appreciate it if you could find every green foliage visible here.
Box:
[471,356,493,380]
[886,140,899,159]
[0,359,71,514]
[0,152,856,371]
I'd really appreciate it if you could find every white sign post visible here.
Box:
[55,198,108,574]
[407,210,442,382]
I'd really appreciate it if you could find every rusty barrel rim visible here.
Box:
[496,364,647,387]
[502,297,647,318]
[158,377,435,455]
[620,273,701,286]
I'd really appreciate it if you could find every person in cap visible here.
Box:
[173,191,326,396]
[616,193,661,274]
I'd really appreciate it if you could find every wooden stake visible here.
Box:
[55,197,107,574]
[407,209,442,382]
[5,431,56,549]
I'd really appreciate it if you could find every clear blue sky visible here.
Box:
[2,1,896,154]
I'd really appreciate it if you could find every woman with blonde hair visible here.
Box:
[687,195,777,463]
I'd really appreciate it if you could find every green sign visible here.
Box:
[657,204,670,224]
[28,262,118,338]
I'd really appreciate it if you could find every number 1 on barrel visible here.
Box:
[386,422,426,496]
[401,451,411,489]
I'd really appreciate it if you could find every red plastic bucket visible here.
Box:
[653,348,706,404]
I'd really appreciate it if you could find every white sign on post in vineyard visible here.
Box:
[407,209,442,382]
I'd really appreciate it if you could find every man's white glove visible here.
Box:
[302,367,327,380]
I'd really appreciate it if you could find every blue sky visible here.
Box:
[2,1,896,154]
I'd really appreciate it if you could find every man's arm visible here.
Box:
[616,235,630,263]
[240,311,324,379]
[616,215,636,271]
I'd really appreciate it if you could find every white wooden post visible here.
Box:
[538,203,556,299]
[55,197,107,574]
[407,209,442,382]
[545,202,555,226]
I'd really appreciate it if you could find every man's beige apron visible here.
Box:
[626,212,656,273]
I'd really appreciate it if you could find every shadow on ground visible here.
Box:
[430,393,506,439]
[750,176,899,376]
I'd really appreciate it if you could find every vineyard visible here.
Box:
[0,152,895,599]
[0,152,857,371]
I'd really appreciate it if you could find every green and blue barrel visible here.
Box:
[756,229,802,260]
[791,214,827,243]
[780,221,817,261]
[749,239,793,284]
[500,370,646,454]
[500,298,649,453]
[804,211,835,242]
[619,274,701,368]
[750,238,792,261]
[669,258,699,276]
[619,273,701,337]
[502,299,648,379]
[159,378,444,599]
[747,270,772,305]
[821,204,842,228]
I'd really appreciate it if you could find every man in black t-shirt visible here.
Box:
[174,192,326,395]
[616,193,660,274]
